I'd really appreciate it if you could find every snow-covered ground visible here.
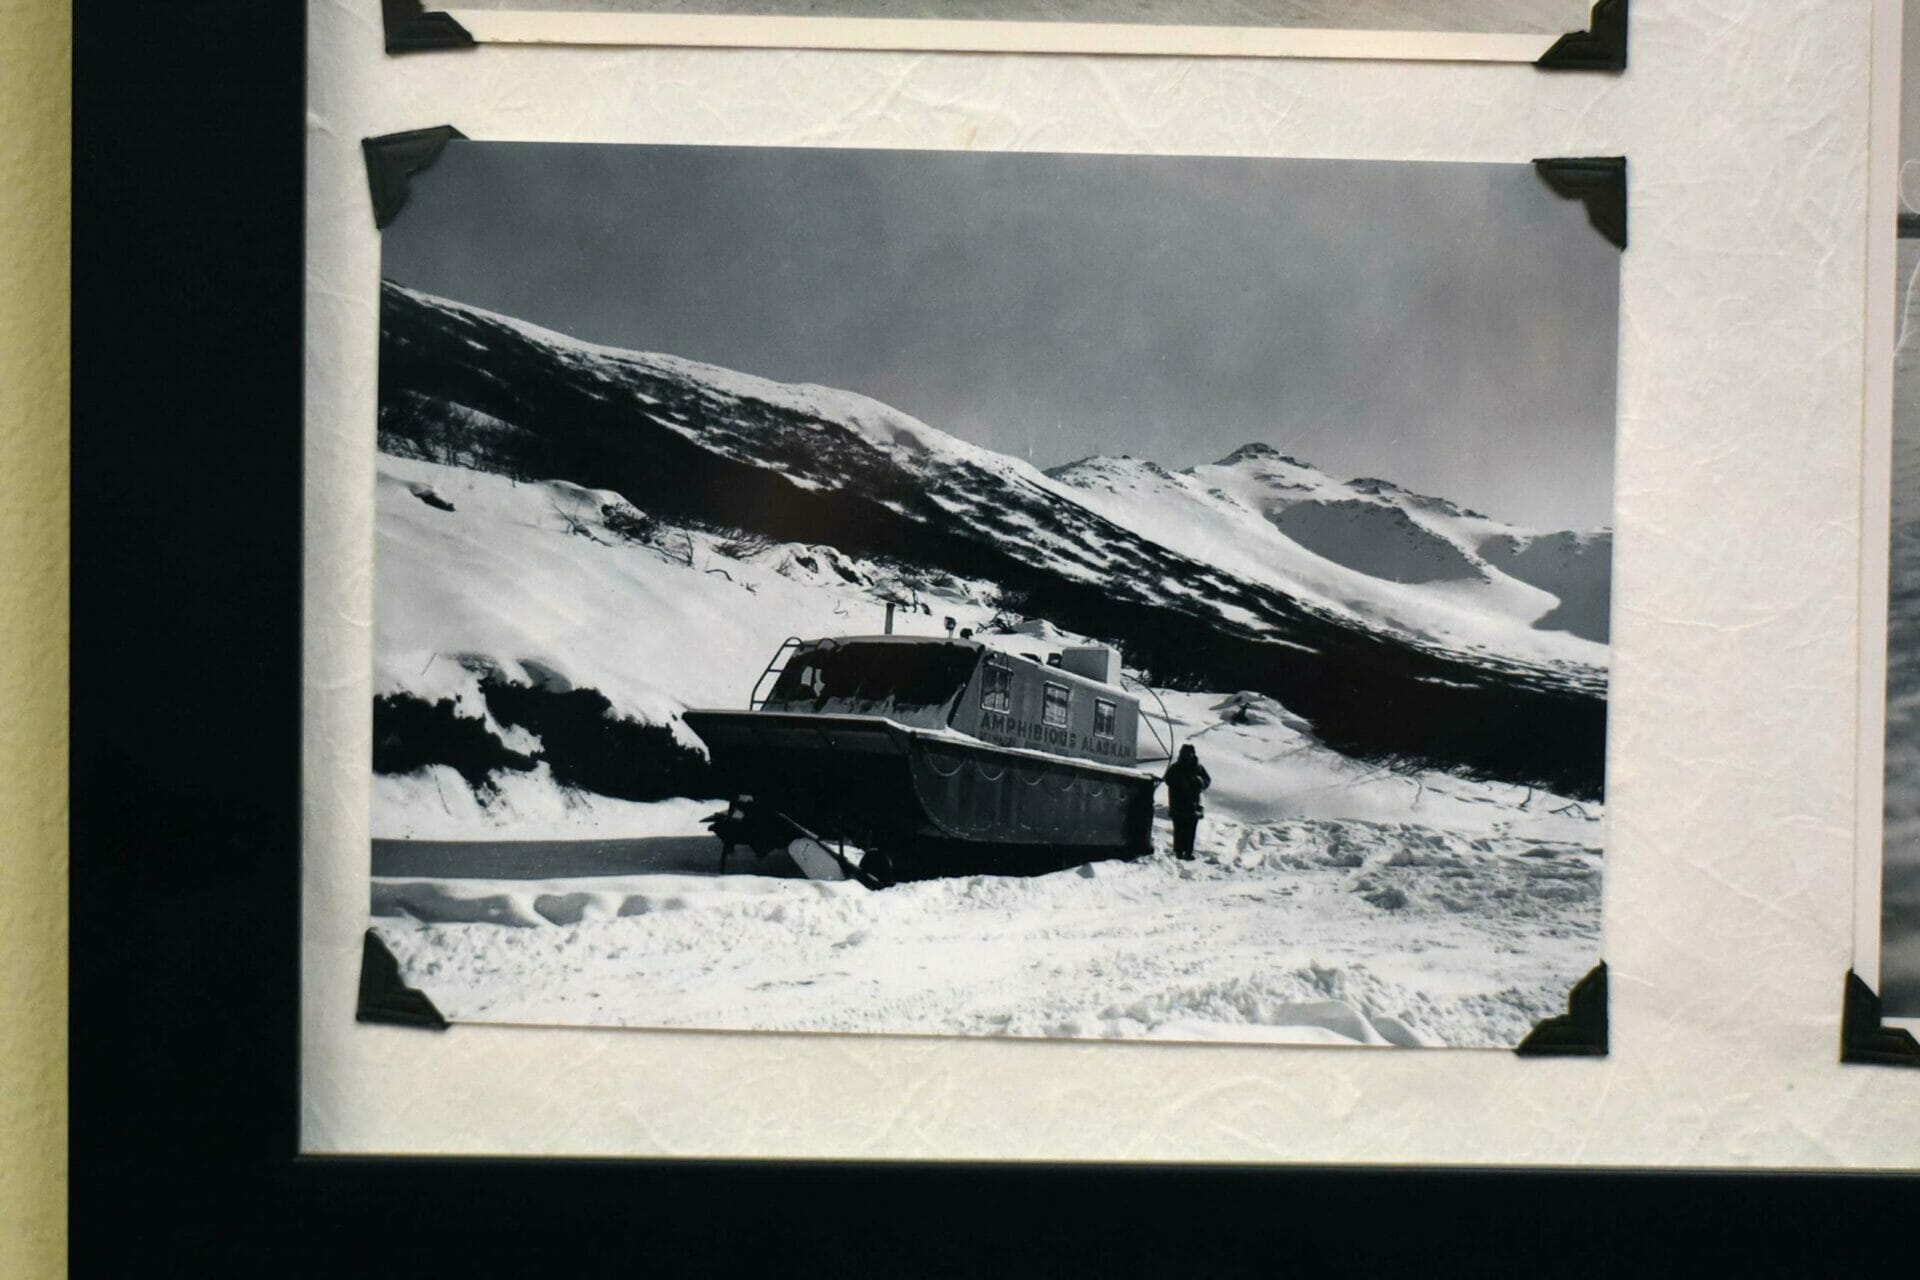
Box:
[375,827,1598,1047]
[374,679,1602,1047]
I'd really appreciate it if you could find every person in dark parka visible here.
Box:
[1162,744,1212,861]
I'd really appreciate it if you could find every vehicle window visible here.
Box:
[1094,698,1116,738]
[1043,682,1070,728]
[763,642,974,715]
[982,661,1012,712]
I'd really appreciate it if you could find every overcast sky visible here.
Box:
[384,141,1619,529]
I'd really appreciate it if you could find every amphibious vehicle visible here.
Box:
[683,625,1162,885]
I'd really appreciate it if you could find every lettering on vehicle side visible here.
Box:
[976,711,1127,759]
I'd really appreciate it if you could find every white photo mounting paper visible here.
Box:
[418,0,1617,63]
[364,139,1618,1050]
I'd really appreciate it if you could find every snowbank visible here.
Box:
[373,455,1007,838]
[373,679,1602,1048]
[1153,689,1598,843]
[372,768,719,841]
[375,817,1598,1048]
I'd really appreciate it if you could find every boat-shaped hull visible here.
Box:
[683,709,1156,881]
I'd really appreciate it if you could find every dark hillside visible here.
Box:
[378,281,1607,798]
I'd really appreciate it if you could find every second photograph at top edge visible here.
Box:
[394,0,1626,65]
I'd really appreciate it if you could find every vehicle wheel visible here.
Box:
[862,848,896,888]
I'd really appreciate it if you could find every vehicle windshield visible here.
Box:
[762,641,976,728]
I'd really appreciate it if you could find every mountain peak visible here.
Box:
[1347,476,1403,494]
[1046,454,1176,484]
[1215,442,1314,470]
[1350,476,1489,522]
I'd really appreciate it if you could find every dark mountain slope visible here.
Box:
[377,281,1607,797]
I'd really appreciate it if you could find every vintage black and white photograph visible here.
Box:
[365,140,1617,1049]
[1861,0,1920,1035]
[425,0,1613,61]
[448,0,1593,26]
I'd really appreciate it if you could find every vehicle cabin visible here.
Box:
[758,635,1141,769]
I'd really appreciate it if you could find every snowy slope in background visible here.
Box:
[374,449,1609,848]
[374,457,996,735]
[378,281,1608,794]
[1047,445,1610,667]
[373,455,1012,837]
[1196,445,1611,645]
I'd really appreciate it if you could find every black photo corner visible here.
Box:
[1533,156,1629,251]
[383,0,476,54]
[1536,0,1629,74]
[363,124,467,228]
[1516,962,1608,1057]
[63,0,1913,1272]
[1840,971,1920,1068]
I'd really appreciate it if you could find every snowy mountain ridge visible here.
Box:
[376,280,1608,795]
[1046,444,1611,653]
[389,283,1083,504]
